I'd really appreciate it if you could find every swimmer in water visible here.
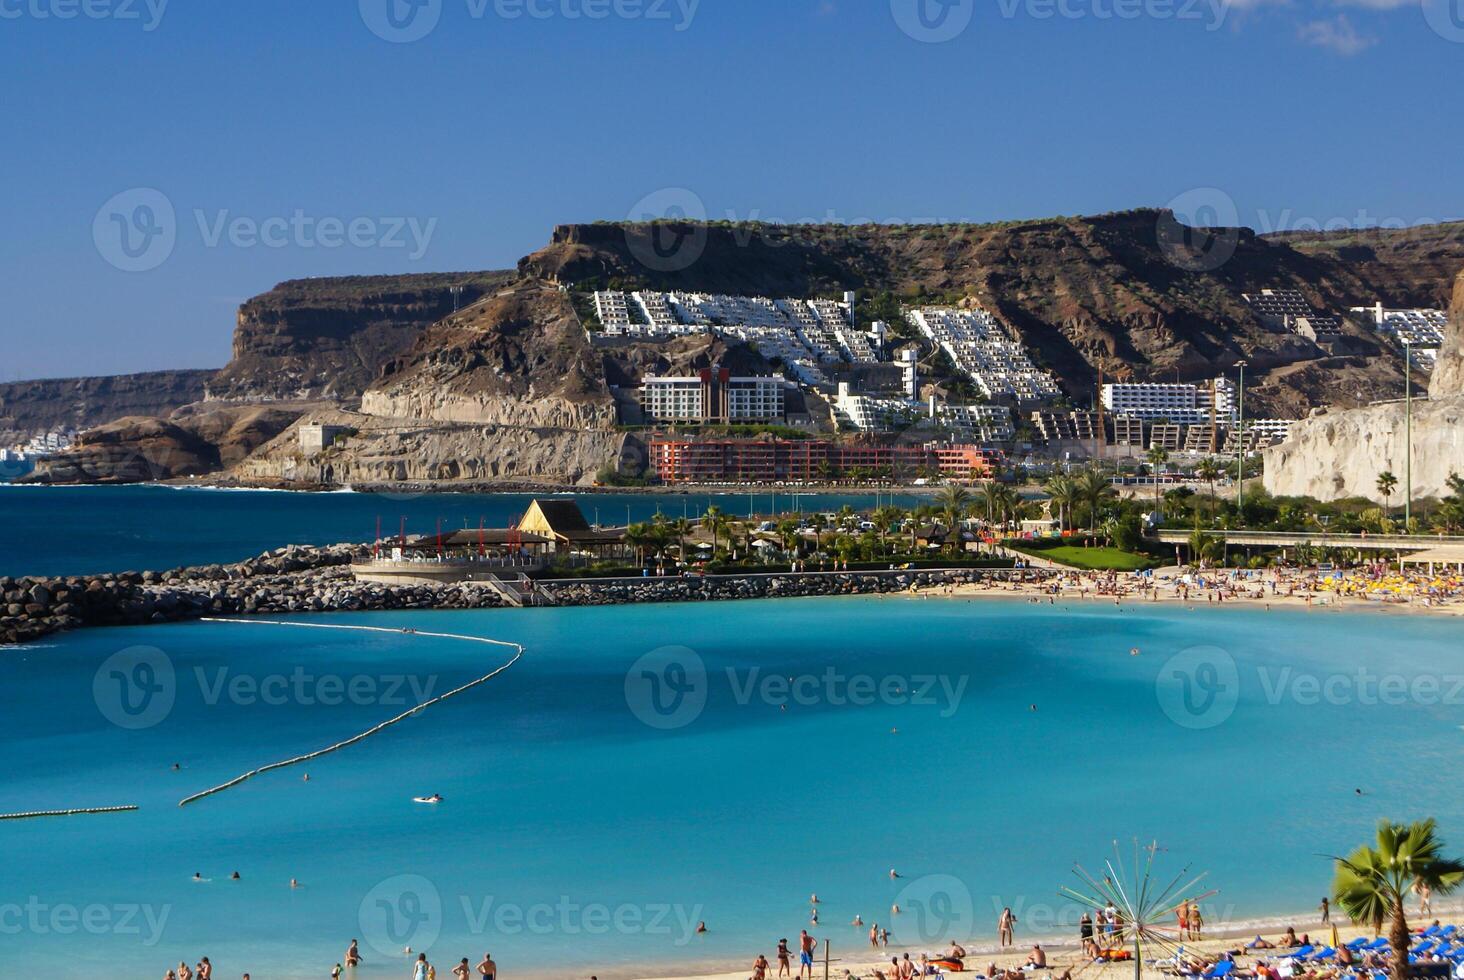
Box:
[231,871,241,880]
[290,878,300,889]
[890,869,901,880]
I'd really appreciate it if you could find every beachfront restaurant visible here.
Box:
[517,499,630,560]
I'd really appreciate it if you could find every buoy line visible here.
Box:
[0,805,140,821]
[179,618,525,808]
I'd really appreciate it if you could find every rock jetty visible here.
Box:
[1,548,1028,646]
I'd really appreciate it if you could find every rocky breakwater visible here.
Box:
[0,544,506,645]
[543,567,1032,606]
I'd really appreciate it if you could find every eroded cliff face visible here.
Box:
[23,406,300,484]
[231,410,635,488]
[1431,271,1464,399]
[206,272,515,402]
[0,369,214,445]
[360,279,616,428]
[1265,269,1464,501]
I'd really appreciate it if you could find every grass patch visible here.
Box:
[1008,543,1159,571]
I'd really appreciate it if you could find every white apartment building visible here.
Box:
[1101,378,1237,425]
[907,307,1060,404]
[641,373,786,424]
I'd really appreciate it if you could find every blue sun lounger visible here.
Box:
[1201,960,1235,979]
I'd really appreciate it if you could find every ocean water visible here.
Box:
[3,597,1463,980]
[0,485,927,578]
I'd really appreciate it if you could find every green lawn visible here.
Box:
[1012,544,1159,571]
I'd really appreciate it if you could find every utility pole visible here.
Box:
[1404,338,1413,529]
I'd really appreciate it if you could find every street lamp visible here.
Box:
[1404,338,1413,530]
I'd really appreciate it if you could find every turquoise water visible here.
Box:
[0,485,926,578]
[3,598,1463,979]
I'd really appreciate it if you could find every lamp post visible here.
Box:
[1404,338,1413,530]
[1236,360,1247,516]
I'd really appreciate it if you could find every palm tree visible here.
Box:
[1333,819,1464,980]
[624,522,651,566]
[1044,474,1076,532]
[701,505,725,555]
[935,485,972,554]
[1377,471,1399,517]
[1195,457,1222,524]
[1145,447,1170,511]
[671,517,694,562]
[1074,467,1117,532]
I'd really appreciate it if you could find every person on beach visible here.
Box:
[476,953,496,980]
[798,930,817,979]
[778,937,792,977]
[452,959,470,980]
[1319,897,1330,923]
[752,953,770,980]
[1079,913,1095,957]
[1189,902,1203,939]
[345,940,362,967]
[1026,945,1047,969]
[998,907,1017,947]
[412,953,429,980]
[880,927,889,948]
[199,958,212,980]
[1177,901,1189,938]
[869,924,879,949]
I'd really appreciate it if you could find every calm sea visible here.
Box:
[3,591,1463,979]
[0,485,928,578]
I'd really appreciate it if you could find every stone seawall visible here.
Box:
[1,549,1028,646]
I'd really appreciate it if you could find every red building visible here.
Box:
[648,439,999,484]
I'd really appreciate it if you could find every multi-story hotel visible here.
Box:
[1101,378,1236,425]
[640,369,788,424]
[648,438,1000,483]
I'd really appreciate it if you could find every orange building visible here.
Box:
[648,439,998,484]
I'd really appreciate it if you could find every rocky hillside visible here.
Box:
[0,369,214,445]
[23,405,300,484]
[522,212,1464,414]
[206,271,515,402]
[361,279,614,428]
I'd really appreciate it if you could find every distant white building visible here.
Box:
[1352,304,1448,372]
[641,371,787,424]
[1101,378,1236,425]
[906,307,1060,404]
[835,384,1014,442]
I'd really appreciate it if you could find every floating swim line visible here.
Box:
[179,618,524,808]
[0,805,140,821]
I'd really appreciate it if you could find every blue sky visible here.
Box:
[0,0,1460,380]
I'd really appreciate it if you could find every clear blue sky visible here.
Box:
[1,0,1459,380]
